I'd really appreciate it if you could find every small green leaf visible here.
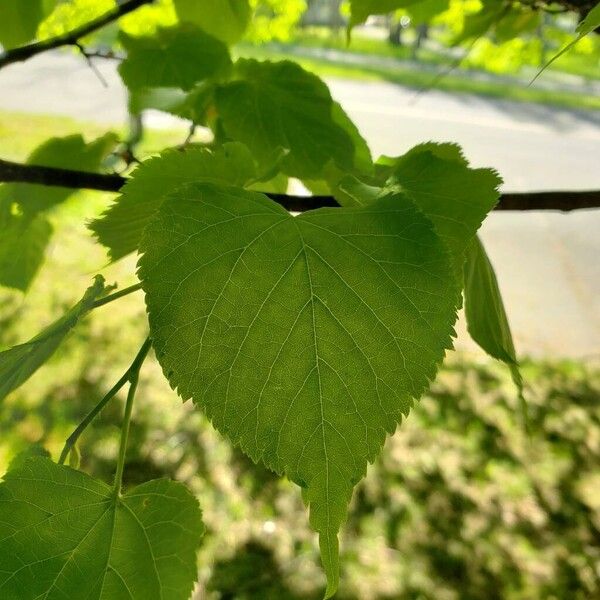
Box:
[0,457,204,599]
[174,0,251,44]
[0,133,115,291]
[215,59,356,178]
[10,133,118,215]
[0,276,105,402]
[0,210,53,291]
[90,143,258,261]
[8,445,50,471]
[0,0,47,49]
[464,236,525,415]
[119,24,231,92]
[406,0,450,26]
[452,0,505,44]
[576,2,600,36]
[532,2,600,82]
[385,145,502,269]
[495,7,540,43]
[331,101,373,176]
[333,174,382,207]
[138,182,459,596]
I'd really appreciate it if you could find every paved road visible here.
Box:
[1,53,599,358]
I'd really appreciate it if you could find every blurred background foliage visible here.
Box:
[1,0,599,597]
[31,0,600,79]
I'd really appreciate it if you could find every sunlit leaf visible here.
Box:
[174,0,251,44]
[0,276,105,402]
[464,235,525,414]
[0,133,117,290]
[0,0,49,49]
[215,59,356,178]
[349,0,423,27]
[331,101,373,176]
[532,2,600,82]
[0,457,204,599]
[119,24,231,92]
[138,182,459,597]
[452,0,505,44]
[384,144,502,269]
[0,210,52,291]
[90,144,258,261]
[10,133,118,215]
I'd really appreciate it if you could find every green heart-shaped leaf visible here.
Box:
[0,457,204,599]
[138,183,459,596]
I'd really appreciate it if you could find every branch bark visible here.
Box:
[0,0,152,70]
[0,158,599,212]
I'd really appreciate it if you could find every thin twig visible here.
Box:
[57,338,152,467]
[113,339,151,495]
[0,0,152,70]
[75,43,108,88]
[92,283,143,308]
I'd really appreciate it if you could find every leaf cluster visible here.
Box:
[1,0,588,597]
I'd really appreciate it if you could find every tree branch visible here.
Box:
[0,0,152,70]
[0,158,125,192]
[0,158,599,212]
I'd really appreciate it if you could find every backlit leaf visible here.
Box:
[90,143,258,261]
[0,133,117,290]
[11,133,118,215]
[0,0,48,49]
[0,457,204,599]
[532,2,600,82]
[385,145,502,269]
[0,210,52,292]
[119,24,231,92]
[349,0,423,27]
[214,59,356,178]
[464,235,525,414]
[0,276,105,402]
[174,0,251,44]
[138,182,459,596]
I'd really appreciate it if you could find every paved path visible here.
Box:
[1,52,599,358]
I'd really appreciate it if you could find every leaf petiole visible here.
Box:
[92,282,143,309]
[58,337,152,467]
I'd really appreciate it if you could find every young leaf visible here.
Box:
[138,182,459,596]
[0,276,105,402]
[333,174,382,207]
[214,59,356,178]
[0,457,204,599]
[0,0,48,49]
[119,24,231,92]
[10,133,118,215]
[464,236,525,410]
[0,210,53,292]
[384,145,502,270]
[90,143,258,261]
[173,0,251,44]
[452,0,505,44]
[532,2,600,82]
[0,133,117,291]
[331,101,373,176]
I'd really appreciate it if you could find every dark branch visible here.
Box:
[1,158,599,212]
[0,159,126,192]
[0,0,152,70]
